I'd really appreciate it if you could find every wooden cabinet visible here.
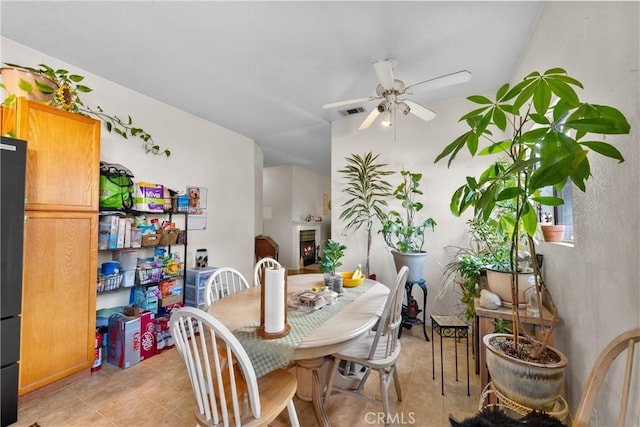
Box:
[3,98,100,212]
[20,212,98,394]
[2,98,100,397]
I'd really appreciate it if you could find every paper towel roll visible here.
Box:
[264,267,285,333]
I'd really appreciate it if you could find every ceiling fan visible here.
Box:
[322,59,472,130]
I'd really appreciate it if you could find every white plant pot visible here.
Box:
[483,333,568,411]
[485,269,532,306]
[391,250,427,283]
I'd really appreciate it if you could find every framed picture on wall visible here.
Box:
[187,185,207,230]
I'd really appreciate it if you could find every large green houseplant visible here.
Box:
[338,152,393,277]
[435,68,630,409]
[1,63,170,156]
[378,169,436,282]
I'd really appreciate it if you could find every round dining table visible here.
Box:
[207,273,390,427]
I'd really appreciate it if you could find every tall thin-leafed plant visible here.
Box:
[338,152,393,276]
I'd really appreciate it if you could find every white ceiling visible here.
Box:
[1,1,542,175]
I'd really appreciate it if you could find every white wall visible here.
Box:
[512,2,640,424]
[263,165,330,269]
[2,37,261,296]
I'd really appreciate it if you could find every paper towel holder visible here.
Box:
[258,266,291,339]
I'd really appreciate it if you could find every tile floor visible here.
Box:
[13,326,482,427]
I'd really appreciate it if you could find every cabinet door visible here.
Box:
[19,211,98,395]
[9,99,100,212]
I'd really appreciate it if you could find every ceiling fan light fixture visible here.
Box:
[397,101,410,116]
[380,109,392,127]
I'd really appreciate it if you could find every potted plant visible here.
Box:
[539,211,565,242]
[338,152,393,278]
[435,68,630,409]
[320,239,347,293]
[439,218,510,321]
[378,169,437,282]
[1,63,170,156]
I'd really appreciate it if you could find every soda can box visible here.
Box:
[139,311,155,361]
[107,313,140,369]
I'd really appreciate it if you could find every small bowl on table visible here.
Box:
[340,272,365,288]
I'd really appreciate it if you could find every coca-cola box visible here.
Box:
[108,313,140,369]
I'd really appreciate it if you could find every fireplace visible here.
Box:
[299,230,316,266]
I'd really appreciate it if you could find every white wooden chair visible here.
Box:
[253,257,281,287]
[323,266,409,426]
[205,267,250,306]
[170,306,300,427]
[572,328,640,427]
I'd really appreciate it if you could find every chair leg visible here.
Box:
[379,368,391,427]
[287,399,300,427]
[392,364,402,401]
[323,357,340,404]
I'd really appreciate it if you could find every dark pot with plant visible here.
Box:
[436,68,630,409]
[1,63,170,156]
[378,169,436,283]
[338,152,393,278]
[320,239,347,293]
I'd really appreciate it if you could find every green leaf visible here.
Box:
[496,83,510,101]
[522,202,538,236]
[34,80,56,94]
[492,107,507,131]
[17,78,34,93]
[435,132,470,165]
[478,140,512,156]
[580,141,624,162]
[529,150,588,189]
[533,80,551,115]
[497,187,524,201]
[467,95,493,104]
[547,78,579,107]
[75,85,92,93]
[531,196,564,206]
[68,74,85,83]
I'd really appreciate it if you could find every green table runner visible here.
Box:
[233,281,373,377]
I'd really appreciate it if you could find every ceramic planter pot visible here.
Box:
[391,250,427,282]
[485,269,532,306]
[483,333,568,411]
[0,67,58,103]
[541,225,566,242]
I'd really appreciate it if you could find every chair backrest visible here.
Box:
[205,267,250,306]
[367,266,409,361]
[573,328,640,427]
[253,257,281,287]
[170,306,261,426]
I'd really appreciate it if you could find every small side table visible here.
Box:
[431,315,470,396]
[400,279,429,341]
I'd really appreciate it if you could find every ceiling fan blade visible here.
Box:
[405,70,472,92]
[322,96,379,109]
[373,59,396,90]
[358,107,381,130]
[404,100,437,122]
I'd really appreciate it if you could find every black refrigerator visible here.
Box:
[1,136,26,427]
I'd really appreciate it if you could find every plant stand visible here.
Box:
[399,279,429,341]
[479,382,569,424]
[431,315,470,396]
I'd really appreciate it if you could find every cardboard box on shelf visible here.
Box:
[107,313,140,369]
[122,306,155,361]
[160,294,183,307]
